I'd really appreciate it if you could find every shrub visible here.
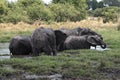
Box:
[92,7,120,23]
[4,6,29,24]
[0,0,87,23]
[52,0,87,22]
[27,4,53,22]
[49,3,81,22]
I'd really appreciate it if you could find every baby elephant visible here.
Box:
[63,35,106,50]
[9,36,32,55]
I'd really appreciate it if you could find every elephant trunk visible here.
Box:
[100,42,106,49]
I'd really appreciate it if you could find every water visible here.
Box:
[0,43,10,59]
[25,74,62,80]
[90,45,110,51]
[0,56,11,60]
[0,43,109,54]
[0,43,110,59]
[0,43,10,54]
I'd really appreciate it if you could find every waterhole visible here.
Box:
[0,43,10,59]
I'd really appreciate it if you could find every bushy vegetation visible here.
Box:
[92,7,120,23]
[0,0,87,23]
[0,0,120,23]
[86,0,120,10]
[49,3,81,22]
[87,0,120,23]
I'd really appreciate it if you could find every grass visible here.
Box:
[0,49,120,79]
[0,20,120,79]
[0,20,118,43]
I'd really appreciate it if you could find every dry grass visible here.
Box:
[0,18,118,32]
[117,18,120,31]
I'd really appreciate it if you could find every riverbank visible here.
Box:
[0,23,120,79]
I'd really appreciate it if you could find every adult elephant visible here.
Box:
[9,36,32,55]
[59,27,83,36]
[60,27,103,39]
[63,35,106,50]
[79,28,103,39]
[31,27,57,56]
[55,27,103,51]
[55,27,82,51]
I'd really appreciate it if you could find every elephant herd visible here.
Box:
[9,27,107,56]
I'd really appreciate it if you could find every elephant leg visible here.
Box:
[52,48,57,56]
[32,47,40,56]
[43,46,52,55]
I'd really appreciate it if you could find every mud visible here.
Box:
[98,67,120,80]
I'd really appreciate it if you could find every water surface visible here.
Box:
[0,43,10,54]
[0,43,10,59]
[90,46,110,51]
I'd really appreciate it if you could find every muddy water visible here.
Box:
[0,43,10,59]
[0,43,110,59]
[90,46,110,51]
[0,43,10,54]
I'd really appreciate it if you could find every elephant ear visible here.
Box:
[54,30,67,37]
[54,30,67,50]
[54,30,67,42]
[87,36,97,45]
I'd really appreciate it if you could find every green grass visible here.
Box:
[0,27,120,79]
[0,30,32,42]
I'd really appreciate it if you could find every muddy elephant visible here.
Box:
[54,30,67,51]
[31,27,57,56]
[54,27,82,51]
[63,35,106,50]
[9,36,32,55]
[79,28,103,39]
[59,27,83,36]
[60,27,103,39]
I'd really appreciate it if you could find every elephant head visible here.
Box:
[87,35,106,49]
[79,28,103,40]
[54,30,67,51]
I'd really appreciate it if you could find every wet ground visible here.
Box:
[0,43,110,59]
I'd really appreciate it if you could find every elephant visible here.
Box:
[63,35,106,50]
[55,27,82,51]
[59,27,103,39]
[55,27,103,51]
[54,30,68,51]
[31,27,57,56]
[9,36,32,55]
[59,27,82,36]
[79,28,103,40]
